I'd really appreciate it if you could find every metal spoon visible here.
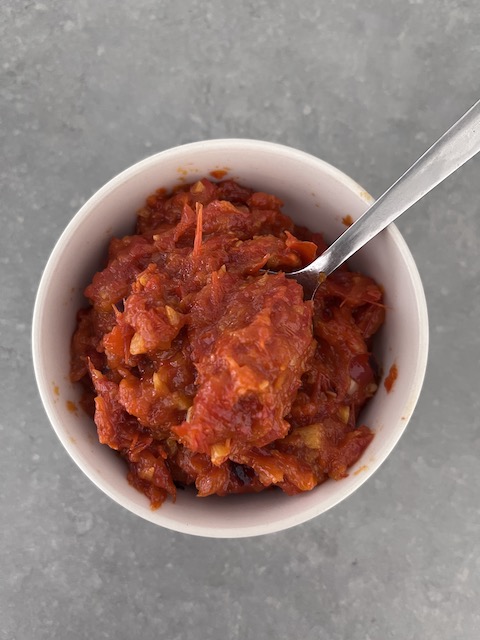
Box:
[283,99,480,298]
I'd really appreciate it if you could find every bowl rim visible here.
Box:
[32,138,429,537]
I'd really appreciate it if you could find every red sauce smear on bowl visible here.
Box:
[70,178,385,508]
[384,363,398,393]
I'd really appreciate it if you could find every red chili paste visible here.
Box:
[71,178,385,507]
[384,363,398,393]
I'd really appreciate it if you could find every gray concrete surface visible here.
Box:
[1,1,480,638]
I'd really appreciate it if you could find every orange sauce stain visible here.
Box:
[384,363,398,393]
[342,214,354,226]
[66,400,78,414]
[176,167,188,177]
[209,169,229,180]
[354,465,368,476]
[53,384,60,397]
[359,189,374,203]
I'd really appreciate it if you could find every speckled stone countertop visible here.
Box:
[1,1,479,638]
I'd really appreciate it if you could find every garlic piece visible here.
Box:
[130,332,147,355]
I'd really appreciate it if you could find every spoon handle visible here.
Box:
[309,98,480,277]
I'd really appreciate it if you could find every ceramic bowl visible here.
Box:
[32,139,428,537]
